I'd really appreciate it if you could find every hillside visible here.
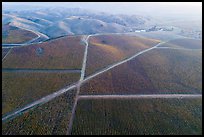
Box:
[2,8,155,38]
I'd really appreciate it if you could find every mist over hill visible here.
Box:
[2,6,158,38]
[2,2,202,39]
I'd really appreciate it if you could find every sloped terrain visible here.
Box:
[2,8,156,39]
[2,24,38,44]
[85,34,160,76]
[2,36,85,69]
[2,5,202,135]
[81,49,202,95]
[159,38,202,49]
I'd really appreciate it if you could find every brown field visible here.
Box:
[2,72,80,115]
[2,36,85,69]
[2,24,38,44]
[80,49,202,95]
[71,98,202,135]
[85,34,160,76]
[2,89,76,135]
[159,38,202,49]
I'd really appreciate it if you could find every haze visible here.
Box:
[3,2,201,19]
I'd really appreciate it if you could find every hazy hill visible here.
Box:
[2,7,155,38]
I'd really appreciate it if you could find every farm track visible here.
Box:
[2,83,77,122]
[2,33,202,133]
[2,68,81,73]
[67,35,91,135]
[82,42,164,84]
[78,94,202,100]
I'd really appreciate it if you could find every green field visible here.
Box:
[80,49,202,95]
[2,89,76,135]
[85,34,160,76]
[71,98,202,135]
[2,72,80,115]
[2,36,85,69]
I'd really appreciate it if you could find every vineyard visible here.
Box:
[160,38,202,49]
[85,34,160,76]
[2,36,85,69]
[2,48,11,59]
[80,49,202,95]
[2,89,76,135]
[2,33,202,135]
[2,24,38,44]
[71,98,202,135]
[2,72,80,115]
